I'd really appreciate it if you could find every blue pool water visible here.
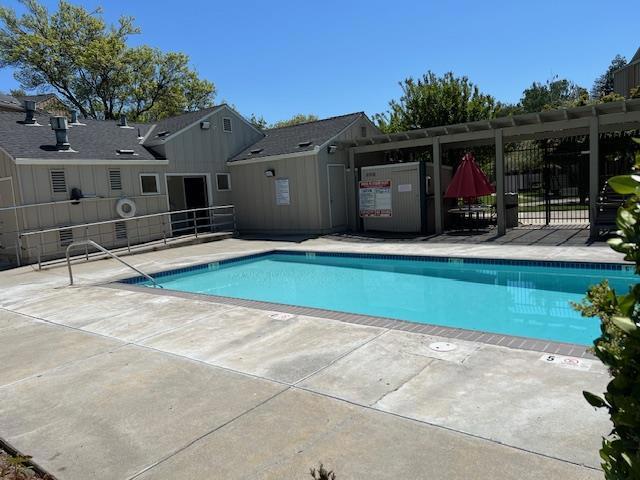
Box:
[133,252,636,345]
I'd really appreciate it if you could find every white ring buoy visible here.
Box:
[116,198,136,218]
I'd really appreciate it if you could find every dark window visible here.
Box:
[140,174,159,194]
[216,173,231,191]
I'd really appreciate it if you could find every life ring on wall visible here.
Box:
[116,198,137,218]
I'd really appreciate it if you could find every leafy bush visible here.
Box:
[578,138,640,479]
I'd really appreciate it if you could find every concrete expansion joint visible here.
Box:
[291,328,390,387]
[126,385,292,480]
[369,359,435,407]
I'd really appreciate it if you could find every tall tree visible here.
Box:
[271,113,319,128]
[520,77,588,113]
[374,71,498,133]
[591,54,627,100]
[0,0,215,120]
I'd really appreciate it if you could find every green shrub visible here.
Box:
[578,138,640,479]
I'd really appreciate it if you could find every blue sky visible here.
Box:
[0,0,637,123]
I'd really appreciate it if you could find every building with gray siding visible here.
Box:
[614,47,640,98]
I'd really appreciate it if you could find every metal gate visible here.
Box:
[505,138,589,226]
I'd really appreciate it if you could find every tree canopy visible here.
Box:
[519,77,588,113]
[0,0,215,121]
[271,114,319,128]
[373,71,499,133]
[591,54,627,100]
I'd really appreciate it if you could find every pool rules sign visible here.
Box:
[359,180,392,217]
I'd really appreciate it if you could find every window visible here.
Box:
[109,169,122,191]
[222,117,232,133]
[58,228,73,247]
[114,221,127,240]
[216,173,231,191]
[50,170,67,194]
[140,174,160,195]
[361,126,367,138]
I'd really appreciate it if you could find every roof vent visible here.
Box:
[69,109,83,125]
[116,149,136,155]
[118,114,133,128]
[298,140,312,148]
[50,116,70,151]
[250,148,263,154]
[23,100,37,125]
[156,130,170,138]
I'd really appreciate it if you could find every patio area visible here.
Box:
[0,237,616,479]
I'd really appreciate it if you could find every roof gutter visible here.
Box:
[227,146,320,166]
[15,158,169,166]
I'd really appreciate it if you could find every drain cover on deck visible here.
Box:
[429,342,457,352]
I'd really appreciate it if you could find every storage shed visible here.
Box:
[228,113,379,235]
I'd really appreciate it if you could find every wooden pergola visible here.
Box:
[340,99,640,238]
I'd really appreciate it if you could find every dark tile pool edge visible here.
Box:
[117,248,635,285]
[105,281,596,360]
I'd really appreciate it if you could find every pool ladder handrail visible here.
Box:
[65,239,162,288]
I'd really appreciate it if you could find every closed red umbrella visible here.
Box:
[444,153,495,201]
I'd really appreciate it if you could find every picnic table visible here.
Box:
[448,204,495,230]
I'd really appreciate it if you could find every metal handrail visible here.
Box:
[66,239,162,288]
[14,204,235,268]
[19,204,234,237]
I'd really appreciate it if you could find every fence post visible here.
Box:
[193,210,198,238]
[433,138,443,234]
[589,117,599,240]
[495,129,506,236]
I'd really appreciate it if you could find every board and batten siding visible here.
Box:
[162,106,264,207]
[0,149,21,261]
[614,61,640,98]
[14,163,169,262]
[315,115,381,231]
[230,114,381,234]
[230,154,324,233]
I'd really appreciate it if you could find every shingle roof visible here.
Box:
[0,94,24,111]
[0,111,158,161]
[632,47,640,63]
[16,93,58,104]
[144,105,222,144]
[230,112,363,162]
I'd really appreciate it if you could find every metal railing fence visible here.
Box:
[15,204,235,268]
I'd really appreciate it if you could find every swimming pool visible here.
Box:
[123,251,636,345]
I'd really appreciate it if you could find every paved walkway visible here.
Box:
[0,238,616,479]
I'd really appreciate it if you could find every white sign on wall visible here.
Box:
[275,178,290,205]
[359,180,392,217]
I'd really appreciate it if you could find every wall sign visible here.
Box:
[359,180,392,217]
[275,178,290,205]
[398,183,412,193]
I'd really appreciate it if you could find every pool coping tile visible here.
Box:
[104,281,596,360]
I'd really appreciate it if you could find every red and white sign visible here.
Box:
[359,180,392,217]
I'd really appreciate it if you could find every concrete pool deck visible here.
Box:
[0,237,619,479]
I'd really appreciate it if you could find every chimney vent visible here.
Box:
[70,110,79,124]
[118,114,128,127]
[50,116,71,151]
[23,100,36,124]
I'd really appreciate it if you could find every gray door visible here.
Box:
[328,164,347,228]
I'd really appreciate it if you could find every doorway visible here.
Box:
[167,175,211,235]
